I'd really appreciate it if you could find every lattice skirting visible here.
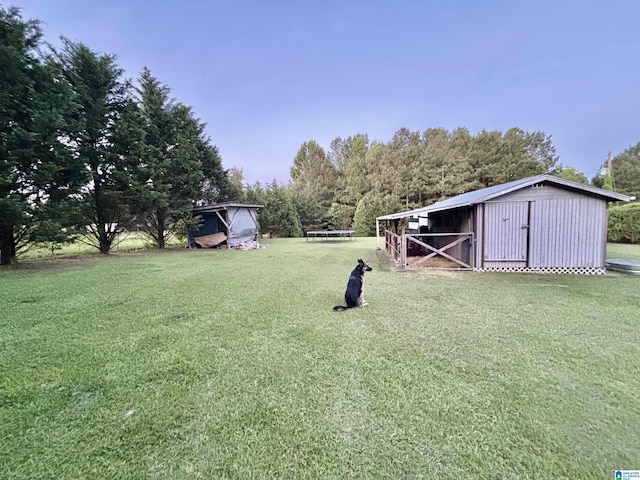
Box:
[475,266,606,275]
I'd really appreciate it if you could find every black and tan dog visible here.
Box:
[333,259,373,311]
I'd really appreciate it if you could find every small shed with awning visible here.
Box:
[189,203,263,249]
[376,174,635,274]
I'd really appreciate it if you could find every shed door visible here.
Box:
[484,202,529,265]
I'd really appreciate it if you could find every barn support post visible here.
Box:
[376,219,380,249]
[401,226,407,268]
[227,209,238,229]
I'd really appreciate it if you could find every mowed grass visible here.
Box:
[1,239,639,479]
[607,242,640,261]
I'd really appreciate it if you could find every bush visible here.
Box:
[608,202,640,244]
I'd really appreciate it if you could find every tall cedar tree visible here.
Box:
[55,40,142,254]
[129,68,233,248]
[132,68,186,248]
[0,7,86,265]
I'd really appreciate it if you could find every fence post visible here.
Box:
[401,233,406,268]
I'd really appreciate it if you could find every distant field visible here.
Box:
[607,242,640,261]
[1,238,639,479]
[21,231,184,260]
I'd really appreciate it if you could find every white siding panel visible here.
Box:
[227,207,259,246]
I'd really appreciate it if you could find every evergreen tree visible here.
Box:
[130,70,231,247]
[129,68,176,248]
[290,140,336,231]
[55,40,142,254]
[292,190,329,233]
[329,134,370,207]
[353,193,401,237]
[291,127,562,228]
[0,7,86,265]
[246,181,301,237]
[414,128,451,204]
[290,140,337,204]
[382,128,421,208]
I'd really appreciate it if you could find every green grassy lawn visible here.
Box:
[1,239,639,479]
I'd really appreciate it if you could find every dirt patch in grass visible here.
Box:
[378,251,466,277]
[405,255,463,269]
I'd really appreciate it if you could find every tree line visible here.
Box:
[237,131,639,240]
[1,6,238,265]
[236,128,561,237]
[4,5,639,265]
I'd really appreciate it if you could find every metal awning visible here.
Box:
[193,202,263,214]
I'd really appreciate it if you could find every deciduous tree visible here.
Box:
[594,142,640,201]
[553,167,588,184]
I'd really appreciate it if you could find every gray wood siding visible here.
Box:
[528,197,607,268]
[498,184,587,202]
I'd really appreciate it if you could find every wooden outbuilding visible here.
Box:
[189,203,262,249]
[377,174,635,274]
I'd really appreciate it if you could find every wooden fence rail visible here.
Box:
[385,229,402,263]
[384,230,474,269]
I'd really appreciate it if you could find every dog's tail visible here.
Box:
[333,305,353,312]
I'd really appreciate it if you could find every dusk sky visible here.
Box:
[13,0,640,185]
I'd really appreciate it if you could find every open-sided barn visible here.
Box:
[377,174,635,274]
[189,203,262,249]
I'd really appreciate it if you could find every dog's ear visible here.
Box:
[358,258,363,264]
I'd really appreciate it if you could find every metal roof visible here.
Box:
[193,202,263,214]
[377,174,635,221]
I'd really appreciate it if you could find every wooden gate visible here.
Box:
[384,229,474,269]
[405,233,474,269]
